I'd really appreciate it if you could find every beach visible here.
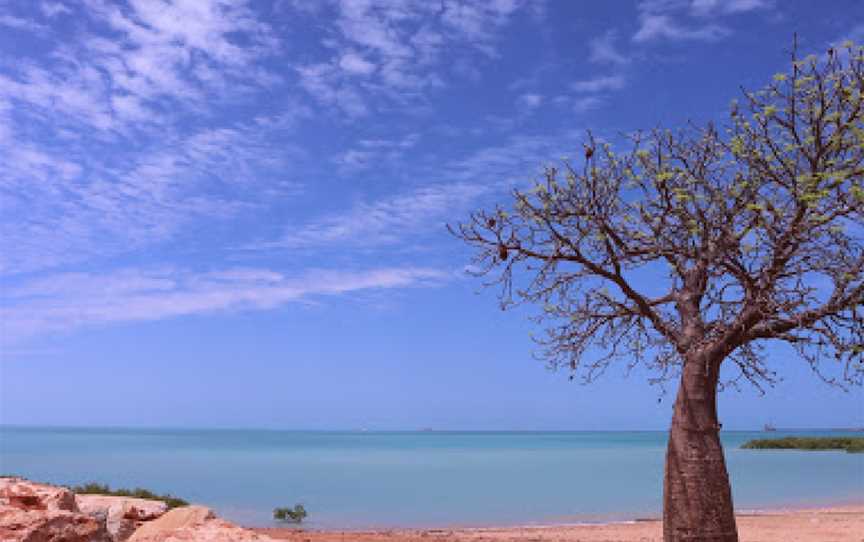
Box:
[257,505,864,541]
[4,477,862,542]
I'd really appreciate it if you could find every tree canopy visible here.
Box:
[452,41,864,392]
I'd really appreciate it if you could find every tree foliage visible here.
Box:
[452,41,864,392]
[273,504,307,523]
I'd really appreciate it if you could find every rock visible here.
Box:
[126,507,277,542]
[0,478,78,512]
[104,507,138,542]
[76,495,168,541]
[0,479,273,542]
[0,505,112,542]
[76,495,167,522]
[126,506,215,542]
[128,518,277,542]
[0,478,112,542]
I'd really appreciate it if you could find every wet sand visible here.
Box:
[256,505,864,541]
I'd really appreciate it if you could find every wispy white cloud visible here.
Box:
[632,0,770,43]
[571,74,626,93]
[438,0,530,56]
[339,50,377,75]
[0,112,309,275]
[571,96,605,114]
[548,74,627,114]
[253,182,489,250]
[293,0,539,117]
[297,62,370,118]
[0,0,281,143]
[0,0,318,277]
[633,14,729,42]
[689,0,773,17]
[1,266,448,341]
[516,93,544,112]
[39,1,72,17]
[0,14,49,33]
[254,132,576,251]
[589,31,630,65]
[334,134,421,172]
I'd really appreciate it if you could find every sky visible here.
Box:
[1,0,862,430]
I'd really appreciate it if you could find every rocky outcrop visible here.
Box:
[0,478,78,513]
[0,508,113,542]
[76,495,167,522]
[0,477,111,542]
[129,516,275,542]
[0,479,276,542]
[76,495,168,541]
[126,506,214,542]
[135,517,278,542]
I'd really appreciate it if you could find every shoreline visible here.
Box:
[254,504,864,541]
[239,496,864,531]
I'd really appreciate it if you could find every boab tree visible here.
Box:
[452,42,864,542]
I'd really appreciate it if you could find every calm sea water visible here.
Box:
[1,427,862,528]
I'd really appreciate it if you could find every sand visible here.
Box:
[256,505,864,541]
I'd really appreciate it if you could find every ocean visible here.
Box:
[1,427,862,528]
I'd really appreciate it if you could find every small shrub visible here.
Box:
[70,482,189,508]
[273,504,307,523]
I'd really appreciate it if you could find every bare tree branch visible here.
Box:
[451,40,864,389]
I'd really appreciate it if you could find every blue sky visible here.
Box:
[1,0,862,430]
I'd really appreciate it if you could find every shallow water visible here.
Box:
[1,427,862,528]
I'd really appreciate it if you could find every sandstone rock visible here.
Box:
[76,495,168,541]
[127,506,215,542]
[0,480,271,542]
[76,495,168,521]
[0,478,78,513]
[0,478,112,542]
[104,507,138,542]
[0,506,112,542]
[128,518,277,542]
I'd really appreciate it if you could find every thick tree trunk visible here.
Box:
[663,356,738,542]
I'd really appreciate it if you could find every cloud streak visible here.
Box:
[1,266,448,341]
[253,132,577,251]
[633,14,729,42]
[631,0,773,43]
[254,182,489,250]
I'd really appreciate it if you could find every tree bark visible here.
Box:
[663,355,738,542]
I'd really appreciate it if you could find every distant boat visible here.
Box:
[763,423,777,432]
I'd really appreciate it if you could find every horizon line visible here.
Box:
[2,423,862,433]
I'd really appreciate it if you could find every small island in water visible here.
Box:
[742,437,864,453]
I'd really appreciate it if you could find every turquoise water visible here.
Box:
[1,427,862,528]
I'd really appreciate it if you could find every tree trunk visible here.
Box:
[663,355,738,542]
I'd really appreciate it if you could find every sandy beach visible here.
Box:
[256,505,864,542]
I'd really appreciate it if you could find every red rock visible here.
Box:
[76,495,168,541]
[76,495,167,522]
[0,479,275,542]
[0,507,111,542]
[0,479,77,513]
[128,517,277,542]
[127,506,278,542]
[0,478,111,542]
